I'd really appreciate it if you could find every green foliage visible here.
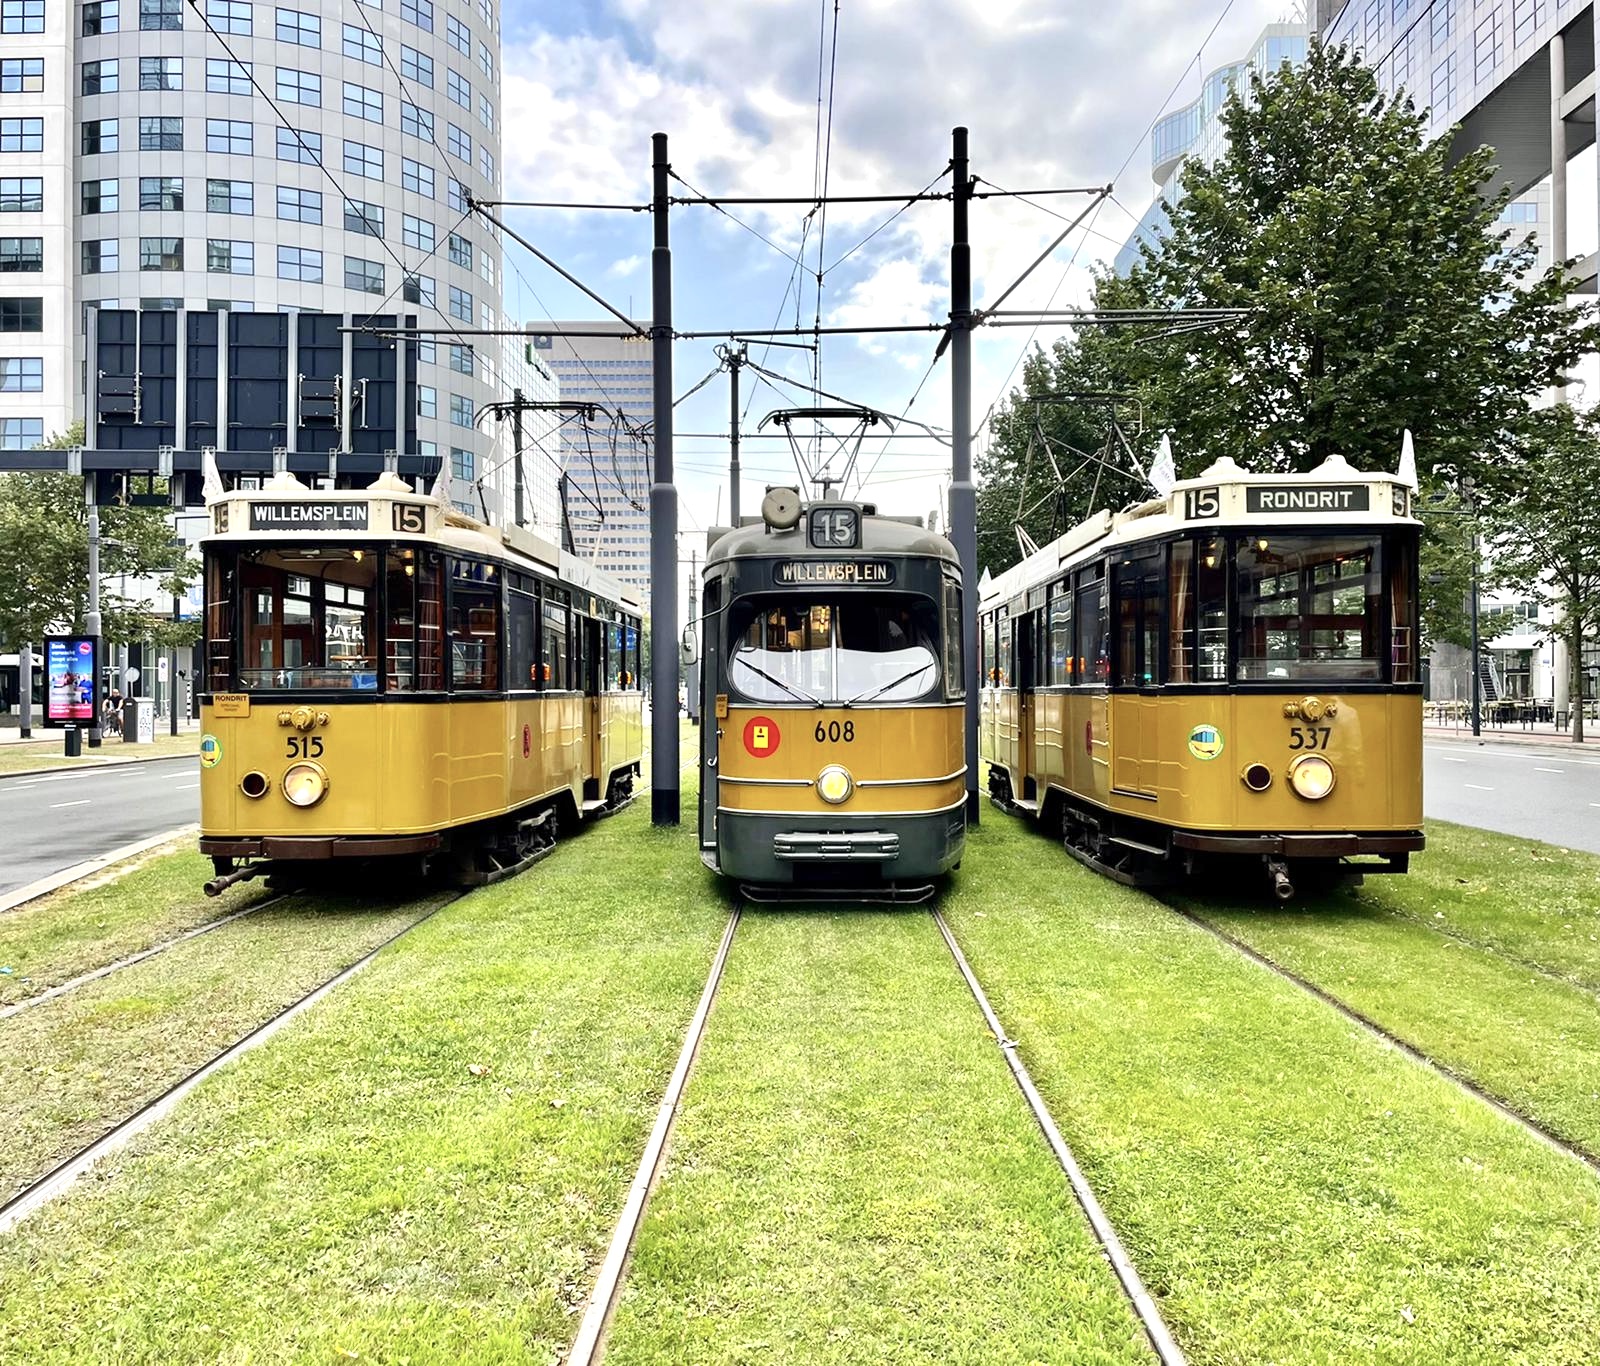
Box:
[978,40,1596,607]
[0,422,199,649]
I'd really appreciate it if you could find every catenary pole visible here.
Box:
[511,387,527,528]
[729,344,744,524]
[950,126,980,825]
[650,131,680,825]
[85,481,103,747]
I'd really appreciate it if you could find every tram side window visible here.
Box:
[1114,553,1164,688]
[979,613,991,686]
[540,594,570,689]
[205,554,233,691]
[996,610,1012,687]
[385,551,417,691]
[1236,535,1381,682]
[415,555,445,690]
[448,558,499,691]
[624,618,641,689]
[1075,564,1109,685]
[1047,587,1072,685]
[605,621,623,690]
[942,577,964,699]
[507,585,537,690]
[1388,533,1418,683]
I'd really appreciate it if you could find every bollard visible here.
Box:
[64,725,81,758]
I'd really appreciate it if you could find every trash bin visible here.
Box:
[64,725,81,757]
[123,698,146,743]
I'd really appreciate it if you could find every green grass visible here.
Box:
[946,814,1600,1365]
[0,732,197,775]
[0,846,267,1006]
[604,911,1149,1365]
[0,800,729,1364]
[0,894,437,1197]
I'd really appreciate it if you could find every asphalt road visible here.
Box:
[1425,739,1600,854]
[0,757,198,897]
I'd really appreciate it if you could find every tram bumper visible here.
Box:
[719,806,965,887]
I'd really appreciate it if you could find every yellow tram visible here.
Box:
[197,471,643,892]
[696,489,967,900]
[979,454,1424,898]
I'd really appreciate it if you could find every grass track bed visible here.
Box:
[0,894,436,1197]
[0,808,728,1364]
[604,910,1149,1365]
[948,817,1600,1364]
[0,848,268,1007]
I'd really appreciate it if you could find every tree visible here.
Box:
[1481,404,1600,743]
[0,423,198,652]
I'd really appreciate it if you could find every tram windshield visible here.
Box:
[729,596,941,704]
[230,547,380,690]
[1233,534,1388,682]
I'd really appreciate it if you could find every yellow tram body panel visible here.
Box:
[988,690,1422,834]
[200,693,642,838]
[717,704,965,816]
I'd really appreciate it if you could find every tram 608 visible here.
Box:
[696,489,967,900]
[197,471,643,893]
[979,453,1424,899]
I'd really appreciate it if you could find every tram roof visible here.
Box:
[705,507,959,567]
[980,452,1421,608]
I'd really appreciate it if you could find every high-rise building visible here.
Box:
[528,321,653,606]
[0,0,512,512]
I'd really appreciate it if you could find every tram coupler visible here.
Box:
[204,862,273,898]
[1264,857,1294,902]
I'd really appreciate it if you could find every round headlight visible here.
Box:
[1287,754,1335,801]
[282,761,329,808]
[816,764,854,805]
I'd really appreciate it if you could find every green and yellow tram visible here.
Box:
[697,489,967,900]
[980,453,1424,899]
[197,471,643,892]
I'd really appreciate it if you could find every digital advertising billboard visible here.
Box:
[44,636,99,727]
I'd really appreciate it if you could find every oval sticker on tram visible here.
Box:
[1187,724,1224,761]
[743,715,781,758]
[199,734,222,769]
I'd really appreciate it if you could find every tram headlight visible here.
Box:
[1287,754,1336,801]
[282,761,329,808]
[817,764,854,805]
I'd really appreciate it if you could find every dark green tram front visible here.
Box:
[697,499,968,897]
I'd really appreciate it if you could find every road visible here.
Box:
[0,757,197,897]
[1425,739,1600,854]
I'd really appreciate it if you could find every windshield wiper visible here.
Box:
[845,662,935,707]
[731,654,824,706]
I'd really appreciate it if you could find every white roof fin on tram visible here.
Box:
[367,470,411,494]
[262,470,308,492]
[1311,451,1358,477]
[1397,430,1419,491]
[1148,434,1176,497]
[1198,455,1245,479]
[427,457,451,505]
[202,446,226,502]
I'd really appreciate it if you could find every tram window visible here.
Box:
[232,548,378,690]
[205,554,233,691]
[414,555,445,690]
[1114,553,1164,688]
[1168,541,1194,683]
[448,558,499,691]
[624,618,641,689]
[605,621,623,690]
[1075,569,1109,685]
[1388,533,1418,683]
[728,595,941,704]
[384,550,418,691]
[996,611,1012,687]
[942,577,964,699]
[1236,535,1382,682]
[540,595,569,689]
[1047,589,1072,686]
[1196,538,1227,681]
[507,587,537,689]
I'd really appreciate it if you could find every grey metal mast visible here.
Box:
[950,127,979,824]
[650,131,680,825]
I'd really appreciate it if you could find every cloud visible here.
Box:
[608,254,643,276]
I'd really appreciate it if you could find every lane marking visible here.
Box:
[1464,784,1494,791]
[174,782,199,790]
[1535,767,1564,774]
[48,800,91,808]
[1437,756,1467,763]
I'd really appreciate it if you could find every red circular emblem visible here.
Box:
[742,715,781,758]
[1084,719,1094,757]
[522,723,532,759]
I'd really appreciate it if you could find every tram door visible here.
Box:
[582,614,604,803]
[1015,610,1039,802]
[698,578,721,852]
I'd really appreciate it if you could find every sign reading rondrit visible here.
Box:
[1245,486,1371,514]
[248,502,370,531]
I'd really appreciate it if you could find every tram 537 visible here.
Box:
[980,453,1423,899]
[197,471,643,892]
[695,489,967,900]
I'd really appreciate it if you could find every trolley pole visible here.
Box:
[511,386,527,528]
[649,130,680,825]
[949,126,980,825]
[85,481,103,748]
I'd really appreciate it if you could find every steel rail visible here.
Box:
[1172,907,1600,1180]
[932,909,1190,1366]
[566,905,742,1364]
[0,893,292,1021]
[0,897,454,1235]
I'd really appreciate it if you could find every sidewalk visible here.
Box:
[0,718,203,746]
[1424,722,1600,751]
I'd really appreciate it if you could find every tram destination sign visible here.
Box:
[248,501,370,531]
[774,559,896,586]
[1246,486,1370,515]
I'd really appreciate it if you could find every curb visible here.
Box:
[0,824,198,915]
[0,749,197,782]
[1424,729,1600,759]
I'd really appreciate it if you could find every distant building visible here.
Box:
[528,322,653,607]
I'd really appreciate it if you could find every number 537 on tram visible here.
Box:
[693,490,968,901]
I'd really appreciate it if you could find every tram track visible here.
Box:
[0,893,457,1235]
[0,892,293,1021]
[1171,905,1600,1180]
[932,907,1189,1366]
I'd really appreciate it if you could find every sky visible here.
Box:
[488,0,1308,563]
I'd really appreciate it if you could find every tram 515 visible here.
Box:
[694,488,967,901]
[980,452,1424,900]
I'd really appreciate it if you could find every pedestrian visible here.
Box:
[105,687,124,736]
